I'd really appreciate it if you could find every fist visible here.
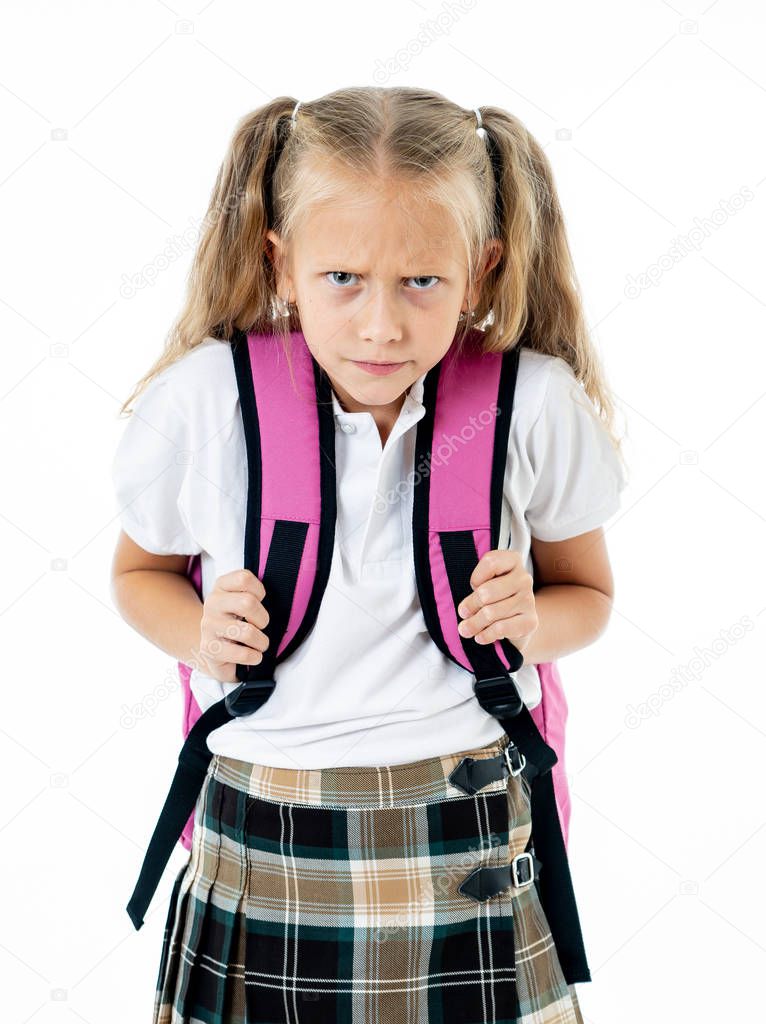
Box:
[197,568,270,683]
[456,548,538,655]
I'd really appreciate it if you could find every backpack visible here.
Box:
[176,563,573,854]
[126,326,591,986]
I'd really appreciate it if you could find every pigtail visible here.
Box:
[191,100,296,341]
[478,106,622,458]
[119,98,297,415]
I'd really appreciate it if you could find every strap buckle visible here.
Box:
[503,742,527,778]
[224,678,276,717]
[511,851,535,888]
[473,674,524,718]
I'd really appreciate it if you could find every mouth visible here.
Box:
[351,359,409,376]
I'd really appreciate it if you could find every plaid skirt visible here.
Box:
[153,733,584,1023]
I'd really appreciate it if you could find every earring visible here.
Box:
[458,308,474,323]
[275,294,294,318]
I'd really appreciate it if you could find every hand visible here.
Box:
[456,549,538,656]
[197,569,270,683]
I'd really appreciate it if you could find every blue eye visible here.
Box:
[326,271,359,287]
[324,272,440,290]
[407,276,440,290]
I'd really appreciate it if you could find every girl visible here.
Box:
[112,86,626,1024]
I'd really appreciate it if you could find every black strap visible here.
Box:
[126,699,235,930]
[127,338,332,931]
[448,744,522,796]
[439,528,591,984]
[523,762,591,982]
[125,520,306,931]
[489,343,521,553]
[240,518,309,682]
[439,530,525,678]
[458,852,543,902]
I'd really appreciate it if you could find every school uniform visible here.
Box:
[112,334,625,1022]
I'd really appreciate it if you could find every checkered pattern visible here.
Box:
[153,736,583,1023]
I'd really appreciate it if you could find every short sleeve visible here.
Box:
[111,371,202,556]
[524,358,627,542]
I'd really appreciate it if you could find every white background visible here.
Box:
[2,0,765,1021]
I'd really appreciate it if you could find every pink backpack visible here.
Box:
[127,326,590,986]
[176,559,572,854]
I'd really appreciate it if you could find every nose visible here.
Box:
[357,283,404,346]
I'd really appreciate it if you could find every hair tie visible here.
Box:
[474,107,487,141]
[291,100,302,129]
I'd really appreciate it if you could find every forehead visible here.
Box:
[293,192,465,267]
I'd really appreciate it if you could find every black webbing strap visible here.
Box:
[125,518,309,931]
[239,519,309,683]
[126,698,238,930]
[522,764,591,982]
[439,528,591,984]
[438,530,525,679]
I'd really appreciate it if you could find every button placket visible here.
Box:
[331,382,427,578]
[356,443,394,576]
[356,405,425,574]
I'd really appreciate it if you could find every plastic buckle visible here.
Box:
[224,678,276,717]
[503,743,527,778]
[473,674,524,718]
[511,851,535,888]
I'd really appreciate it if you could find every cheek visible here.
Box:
[423,297,464,334]
[294,298,336,344]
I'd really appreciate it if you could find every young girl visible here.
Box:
[112,86,626,1024]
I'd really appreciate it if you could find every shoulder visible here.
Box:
[141,337,239,429]
[513,348,581,432]
[153,336,237,400]
[117,337,241,466]
[509,347,622,481]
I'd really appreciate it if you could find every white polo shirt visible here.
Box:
[111,336,626,769]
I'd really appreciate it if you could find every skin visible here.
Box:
[265,182,501,447]
[455,530,615,663]
[111,180,614,679]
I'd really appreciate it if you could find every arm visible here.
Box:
[110,529,204,666]
[110,530,271,681]
[522,526,615,665]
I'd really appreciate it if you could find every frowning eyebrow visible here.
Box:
[309,256,450,272]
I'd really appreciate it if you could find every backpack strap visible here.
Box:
[413,330,526,688]
[229,327,336,683]
[412,328,591,984]
[126,327,337,931]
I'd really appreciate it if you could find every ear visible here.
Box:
[265,229,293,297]
[481,238,503,278]
[464,238,503,308]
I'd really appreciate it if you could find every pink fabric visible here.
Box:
[531,661,571,847]
[179,553,203,850]
[178,328,324,848]
[427,334,512,674]
[174,331,572,854]
[249,331,323,657]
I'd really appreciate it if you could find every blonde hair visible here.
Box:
[119,85,625,468]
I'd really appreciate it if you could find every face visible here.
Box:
[266,181,501,431]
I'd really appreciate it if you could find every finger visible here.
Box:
[216,619,270,653]
[226,591,270,631]
[201,635,266,666]
[457,572,517,620]
[468,548,518,590]
[458,596,520,638]
[474,616,530,645]
[216,568,267,602]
